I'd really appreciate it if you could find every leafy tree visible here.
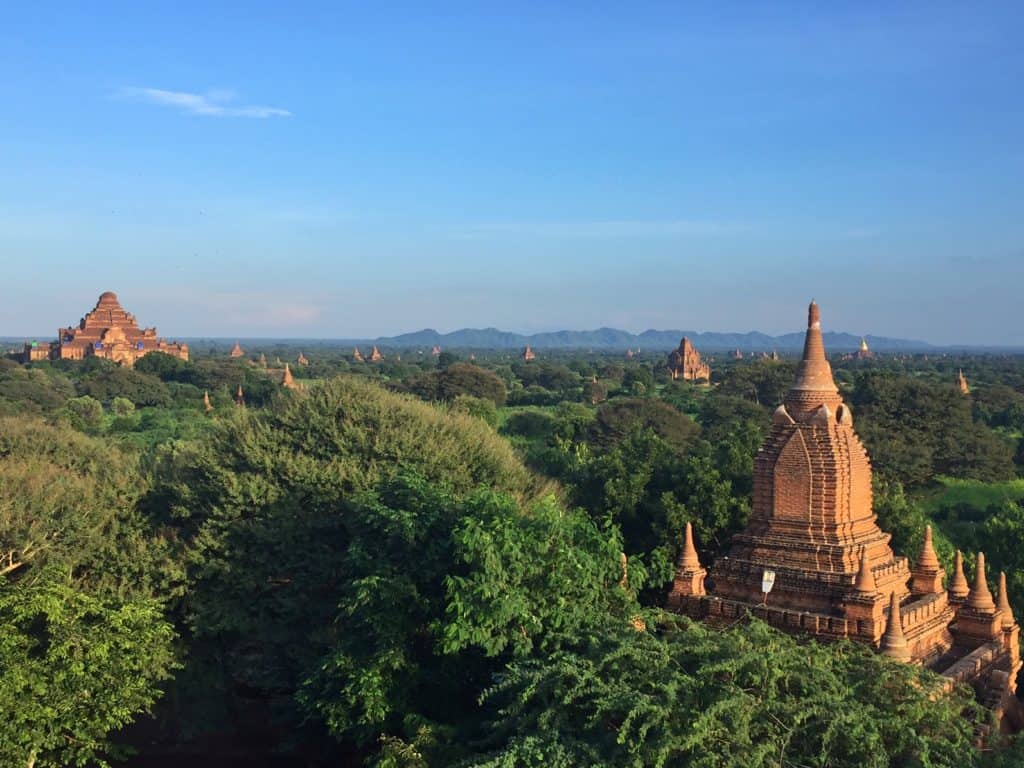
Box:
[569,431,747,591]
[851,373,1016,485]
[77,367,172,408]
[111,395,136,416]
[512,362,578,395]
[469,615,985,768]
[716,360,796,406]
[63,394,104,432]
[582,378,608,404]
[0,581,177,768]
[299,475,637,762]
[134,351,190,382]
[621,366,655,396]
[0,365,75,415]
[406,363,507,406]
[146,377,547,750]
[0,417,179,766]
[437,351,460,368]
[589,398,700,453]
[450,394,499,427]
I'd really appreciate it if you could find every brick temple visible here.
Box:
[669,300,1021,729]
[666,337,710,382]
[28,291,188,367]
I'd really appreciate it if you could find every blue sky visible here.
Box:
[1,2,1022,344]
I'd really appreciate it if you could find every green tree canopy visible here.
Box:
[470,614,986,768]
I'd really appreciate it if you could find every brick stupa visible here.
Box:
[522,345,536,362]
[48,291,188,367]
[669,300,1022,729]
[667,337,710,382]
[958,369,971,395]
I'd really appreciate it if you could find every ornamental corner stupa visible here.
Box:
[668,300,1022,729]
[667,337,711,382]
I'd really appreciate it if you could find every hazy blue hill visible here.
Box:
[364,328,936,351]
[4,331,950,353]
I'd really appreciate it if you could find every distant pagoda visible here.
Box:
[858,337,874,359]
[666,337,710,382]
[668,301,1021,729]
[958,369,970,395]
[370,346,384,362]
[280,363,302,390]
[42,291,188,367]
[522,345,536,362]
[230,342,244,358]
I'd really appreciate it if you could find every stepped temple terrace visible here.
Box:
[668,301,1022,730]
[28,291,188,367]
[666,337,710,382]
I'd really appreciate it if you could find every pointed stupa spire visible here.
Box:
[911,525,945,595]
[668,521,706,599]
[281,363,299,389]
[957,368,970,394]
[917,525,940,570]
[998,572,1016,629]
[234,384,245,406]
[949,550,970,600]
[791,300,837,392]
[203,390,213,412]
[854,548,877,593]
[880,591,911,661]
[680,521,702,571]
[965,552,997,612]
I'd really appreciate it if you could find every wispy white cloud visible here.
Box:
[115,87,291,118]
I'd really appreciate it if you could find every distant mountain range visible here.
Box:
[8,329,995,352]
[369,327,934,352]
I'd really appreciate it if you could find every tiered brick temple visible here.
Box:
[669,301,1021,729]
[666,337,710,382]
[43,292,188,367]
[522,346,536,361]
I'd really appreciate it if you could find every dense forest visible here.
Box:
[4,344,1024,767]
